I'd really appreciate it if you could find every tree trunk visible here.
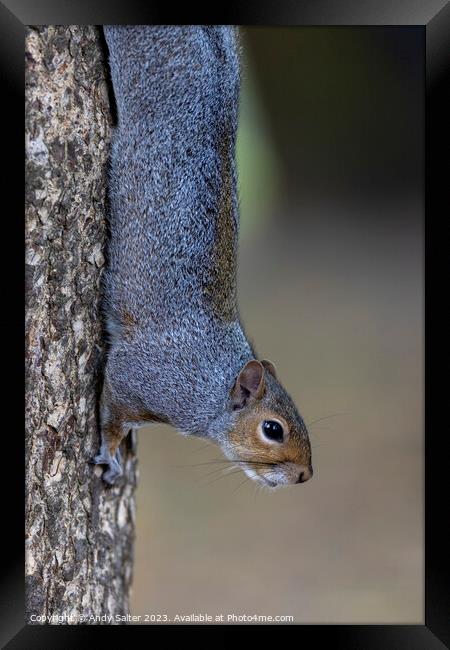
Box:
[25,25,137,625]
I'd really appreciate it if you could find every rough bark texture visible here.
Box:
[25,26,137,624]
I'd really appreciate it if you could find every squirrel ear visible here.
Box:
[231,360,265,410]
[261,359,277,379]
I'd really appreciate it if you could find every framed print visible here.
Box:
[6,0,449,647]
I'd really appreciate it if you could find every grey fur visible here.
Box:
[97,26,310,482]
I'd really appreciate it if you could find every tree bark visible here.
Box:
[25,25,137,624]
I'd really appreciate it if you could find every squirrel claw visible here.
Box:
[92,453,111,466]
[92,447,123,485]
[91,445,123,485]
[102,457,123,485]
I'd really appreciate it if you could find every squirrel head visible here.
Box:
[222,359,313,489]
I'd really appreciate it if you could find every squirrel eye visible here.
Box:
[261,420,284,442]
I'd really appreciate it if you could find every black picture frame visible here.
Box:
[7,0,449,646]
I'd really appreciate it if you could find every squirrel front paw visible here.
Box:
[92,447,123,485]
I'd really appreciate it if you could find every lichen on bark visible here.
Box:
[25,25,137,624]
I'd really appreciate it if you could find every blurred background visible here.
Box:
[131,27,424,624]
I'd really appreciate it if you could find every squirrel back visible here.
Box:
[95,26,313,489]
[104,25,240,328]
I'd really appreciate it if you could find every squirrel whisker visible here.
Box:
[306,412,348,429]
[201,467,246,488]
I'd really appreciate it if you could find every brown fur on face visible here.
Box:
[226,360,313,487]
[229,405,311,466]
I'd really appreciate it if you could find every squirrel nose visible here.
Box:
[296,466,313,484]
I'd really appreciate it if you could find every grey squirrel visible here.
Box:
[94,25,313,488]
